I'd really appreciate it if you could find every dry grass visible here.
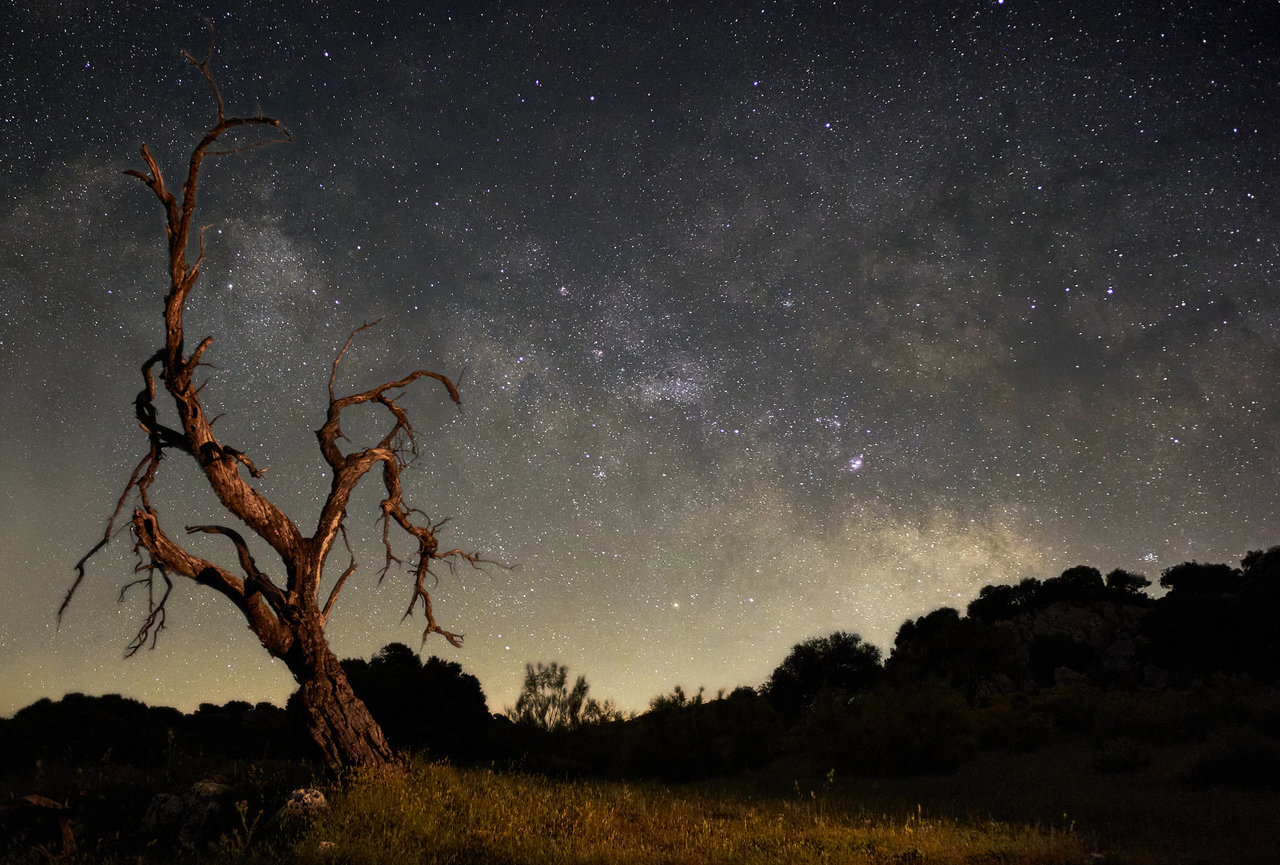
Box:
[281,760,1088,865]
[6,728,1278,863]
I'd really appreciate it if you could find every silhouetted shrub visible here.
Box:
[974,695,1056,753]
[1025,685,1093,736]
[801,680,976,776]
[1180,727,1280,788]
[1251,687,1280,738]
[0,693,182,770]
[1105,568,1152,596]
[1092,737,1152,772]
[1083,687,1191,745]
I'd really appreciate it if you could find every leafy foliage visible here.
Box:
[799,679,977,776]
[761,630,883,716]
[508,662,623,731]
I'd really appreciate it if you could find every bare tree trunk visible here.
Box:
[287,615,396,769]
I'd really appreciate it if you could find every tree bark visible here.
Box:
[287,614,396,769]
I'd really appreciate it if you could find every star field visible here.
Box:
[1,1,1278,717]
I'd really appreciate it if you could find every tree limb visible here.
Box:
[185,524,287,614]
[321,526,358,625]
[119,567,173,658]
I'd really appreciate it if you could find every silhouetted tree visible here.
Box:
[0,694,183,770]
[336,642,493,758]
[1159,561,1239,595]
[60,44,492,769]
[1146,560,1247,679]
[1011,577,1043,606]
[762,631,882,715]
[1038,566,1107,605]
[184,699,307,759]
[1105,568,1152,596]
[888,608,1022,699]
[1237,547,1280,679]
[1144,550,1280,682]
[618,686,780,780]
[1242,546,1280,580]
[893,607,961,650]
[509,662,620,731]
[966,583,1022,622]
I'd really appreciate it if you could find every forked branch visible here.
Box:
[119,567,173,658]
[310,323,489,640]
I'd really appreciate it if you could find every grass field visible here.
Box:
[3,733,1278,863]
[280,760,1086,865]
[787,739,1280,865]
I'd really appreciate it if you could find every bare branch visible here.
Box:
[184,524,286,612]
[61,450,157,625]
[328,320,383,403]
[183,24,224,123]
[119,566,173,658]
[127,509,293,656]
[207,134,295,157]
[187,336,214,370]
[229,447,267,477]
[321,526,358,624]
[377,443,505,646]
[176,23,290,154]
[312,324,468,588]
[122,144,176,215]
[402,584,465,648]
[317,368,462,469]
[190,224,213,283]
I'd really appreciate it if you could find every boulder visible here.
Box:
[142,779,232,844]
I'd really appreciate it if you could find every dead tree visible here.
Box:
[61,46,488,770]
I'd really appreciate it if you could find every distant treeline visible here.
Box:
[5,547,1280,785]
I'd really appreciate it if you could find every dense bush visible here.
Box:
[1179,727,1280,789]
[798,680,976,776]
[0,693,183,770]
[615,686,782,780]
[761,631,882,717]
[973,694,1057,753]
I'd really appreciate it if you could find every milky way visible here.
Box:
[2,2,1277,716]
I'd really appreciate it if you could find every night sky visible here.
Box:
[2,1,1278,718]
